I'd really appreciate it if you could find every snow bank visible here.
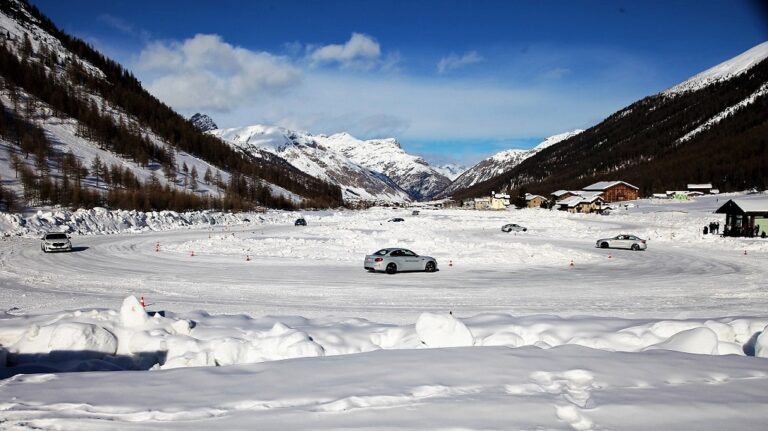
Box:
[2,299,767,377]
[0,208,291,237]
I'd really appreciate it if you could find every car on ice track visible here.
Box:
[596,234,647,251]
[387,217,405,223]
[364,248,438,274]
[41,232,72,253]
[294,218,307,226]
[501,223,527,232]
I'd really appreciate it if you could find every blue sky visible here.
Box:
[31,0,768,165]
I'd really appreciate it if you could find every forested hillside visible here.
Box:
[0,0,342,212]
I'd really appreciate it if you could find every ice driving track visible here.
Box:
[2,209,765,323]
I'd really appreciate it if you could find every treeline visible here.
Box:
[0,0,342,209]
[454,57,768,200]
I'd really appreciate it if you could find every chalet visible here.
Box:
[715,198,768,237]
[582,181,639,203]
[687,183,714,194]
[525,193,547,208]
[557,195,604,214]
[551,190,580,202]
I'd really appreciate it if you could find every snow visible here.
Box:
[664,41,768,95]
[2,193,768,428]
[676,82,768,144]
[442,129,583,195]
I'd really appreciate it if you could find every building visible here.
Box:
[556,195,604,214]
[551,190,580,202]
[491,192,510,210]
[715,198,768,237]
[688,183,714,194]
[582,181,639,202]
[474,197,491,210]
[525,193,547,208]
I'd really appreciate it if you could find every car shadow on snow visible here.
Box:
[0,350,168,380]
[69,246,89,252]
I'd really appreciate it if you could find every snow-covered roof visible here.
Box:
[551,190,574,197]
[583,181,638,191]
[687,183,713,189]
[716,198,768,214]
[525,194,546,201]
[558,195,603,208]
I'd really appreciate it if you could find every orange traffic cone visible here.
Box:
[246,255,251,261]
[155,242,160,252]
[449,260,453,267]
[608,254,612,259]
[569,260,575,267]
[190,250,195,257]
[744,250,748,255]
[140,296,145,308]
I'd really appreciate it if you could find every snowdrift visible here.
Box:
[2,296,767,378]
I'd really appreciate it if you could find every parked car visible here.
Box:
[501,223,527,232]
[41,232,72,253]
[411,210,420,216]
[387,217,405,223]
[596,234,647,251]
[294,218,307,226]
[364,248,438,274]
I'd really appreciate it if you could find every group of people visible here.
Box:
[703,221,721,235]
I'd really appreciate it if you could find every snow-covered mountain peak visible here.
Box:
[532,129,584,151]
[211,124,451,202]
[440,130,583,197]
[189,113,218,132]
[664,41,768,95]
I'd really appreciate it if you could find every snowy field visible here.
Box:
[2,194,768,429]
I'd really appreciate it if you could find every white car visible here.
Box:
[596,234,646,251]
[41,232,72,253]
[501,223,527,232]
[364,248,438,274]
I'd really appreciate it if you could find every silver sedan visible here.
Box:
[596,234,647,251]
[364,248,438,274]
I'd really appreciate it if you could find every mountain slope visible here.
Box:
[317,133,452,201]
[441,130,583,197]
[453,42,768,200]
[0,0,342,212]
[211,125,453,203]
[210,125,411,203]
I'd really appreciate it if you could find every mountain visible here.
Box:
[317,133,452,201]
[440,130,583,197]
[432,163,467,181]
[0,0,342,212]
[189,113,218,132]
[453,42,768,200]
[210,125,411,203]
[210,126,452,203]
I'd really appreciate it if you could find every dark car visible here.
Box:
[387,218,405,223]
[294,218,307,226]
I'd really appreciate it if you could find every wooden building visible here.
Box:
[557,195,604,214]
[582,181,639,203]
[715,198,768,237]
[525,194,547,208]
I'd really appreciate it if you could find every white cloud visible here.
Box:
[308,33,384,70]
[136,34,300,112]
[437,51,484,74]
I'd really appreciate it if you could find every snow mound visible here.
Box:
[415,313,474,348]
[643,327,719,355]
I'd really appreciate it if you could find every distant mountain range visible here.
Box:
[438,130,583,198]
[453,41,768,200]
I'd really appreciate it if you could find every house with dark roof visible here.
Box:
[582,181,639,202]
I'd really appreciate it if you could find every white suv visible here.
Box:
[41,232,72,253]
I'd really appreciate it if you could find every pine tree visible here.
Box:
[90,155,102,187]
[190,165,198,191]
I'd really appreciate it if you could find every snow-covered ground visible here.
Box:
[2,193,768,429]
